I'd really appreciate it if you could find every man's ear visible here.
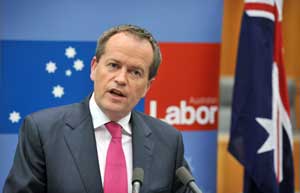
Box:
[90,56,97,81]
[142,78,155,97]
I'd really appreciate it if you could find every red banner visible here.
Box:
[145,43,220,131]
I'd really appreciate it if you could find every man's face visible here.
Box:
[90,32,154,121]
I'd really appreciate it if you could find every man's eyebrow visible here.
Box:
[105,58,146,73]
[129,64,146,72]
[106,58,121,63]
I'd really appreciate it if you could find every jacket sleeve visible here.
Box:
[3,115,46,193]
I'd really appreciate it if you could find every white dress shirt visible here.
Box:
[89,93,133,193]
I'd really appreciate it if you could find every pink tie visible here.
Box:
[104,122,128,193]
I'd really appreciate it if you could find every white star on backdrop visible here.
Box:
[65,69,72,77]
[52,85,64,98]
[44,45,86,100]
[65,46,76,58]
[73,59,84,71]
[9,111,21,123]
[46,61,57,73]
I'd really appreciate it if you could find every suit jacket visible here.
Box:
[3,97,189,193]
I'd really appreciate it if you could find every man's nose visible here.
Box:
[114,69,127,85]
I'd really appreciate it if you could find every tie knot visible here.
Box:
[105,121,122,138]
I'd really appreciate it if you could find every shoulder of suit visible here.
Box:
[132,110,180,134]
[30,102,81,117]
[20,100,89,142]
[24,99,89,129]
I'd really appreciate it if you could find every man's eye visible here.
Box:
[107,63,118,69]
[131,69,142,78]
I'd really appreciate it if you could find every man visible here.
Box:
[3,24,189,193]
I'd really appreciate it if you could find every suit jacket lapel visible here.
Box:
[131,111,154,192]
[63,98,103,193]
[62,100,154,193]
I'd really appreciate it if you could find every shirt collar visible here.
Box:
[89,93,132,135]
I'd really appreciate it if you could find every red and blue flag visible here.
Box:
[228,0,294,192]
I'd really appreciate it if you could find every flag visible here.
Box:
[228,0,294,192]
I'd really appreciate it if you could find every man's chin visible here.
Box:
[102,106,129,119]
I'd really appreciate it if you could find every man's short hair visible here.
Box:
[95,24,162,80]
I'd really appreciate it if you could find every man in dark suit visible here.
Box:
[3,24,189,193]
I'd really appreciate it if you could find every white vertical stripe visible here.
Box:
[272,63,282,182]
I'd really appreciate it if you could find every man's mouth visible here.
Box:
[109,88,125,97]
